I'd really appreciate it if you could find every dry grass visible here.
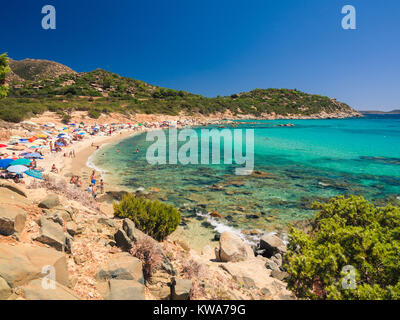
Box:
[130,238,164,279]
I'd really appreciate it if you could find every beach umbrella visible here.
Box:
[10,158,31,166]
[23,153,42,159]
[0,144,7,148]
[7,165,29,174]
[0,159,13,169]
[25,169,43,180]
[10,135,21,139]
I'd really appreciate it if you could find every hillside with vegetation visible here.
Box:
[1,56,360,123]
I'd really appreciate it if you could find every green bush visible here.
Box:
[114,195,181,241]
[284,195,400,300]
[88,109,101,119]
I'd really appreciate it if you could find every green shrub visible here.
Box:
[285,195,400,300]
[61,113,72,124]
[88,109,101,119]
[114,195,181,241]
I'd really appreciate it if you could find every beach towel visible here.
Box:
[25,169,43,180]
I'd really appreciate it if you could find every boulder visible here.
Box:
[260,234,287,257]
[0,243,68,287]
[0,205,26,236]
[66,221,78,237]
[219,259,292,298]
[98,217,119,229]
[0,276,12,299]
[65,233,73,254]
[22,279,79,300]
[271,270,288,281]
[38,194,60,209]
[122,218,136,240]
[45,212,64,226]
[35,217,66,251]
[114,229,133,252]
[97,253,144,283]
[216,232,254,262]
[107,279,145,300]
[50,208,74,222]
[172,279,192,300]
[265,259,279,271]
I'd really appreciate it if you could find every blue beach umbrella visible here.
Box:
[7,165,29,174]
[0,159,13,169]
[23,153,42,159]
[10,158,32,166]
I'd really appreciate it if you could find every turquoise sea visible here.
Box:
[91,114,400,241]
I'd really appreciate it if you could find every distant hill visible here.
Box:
[0,56,361,123]
[7,58,76,82]
[360,110,400,114]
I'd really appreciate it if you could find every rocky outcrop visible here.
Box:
[38,194,60,209]
[22,279,80,300]
[219,258,293,299]
[259,234,287,257]
[114,218,176,300]
[34,217,66,251]
[0,277,12,299]
[66,221,78,237]
[97,252,144,283]
[96,252,145,300]
[0,205,26,236]
[172,279,192,300]
[215,232,254,262]
[107,279,145,300]
[0,181,27,198]
[0,243,69,295]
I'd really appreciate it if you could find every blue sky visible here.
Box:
[1,0,399,110]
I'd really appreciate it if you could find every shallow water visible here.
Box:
[91,115,400,241]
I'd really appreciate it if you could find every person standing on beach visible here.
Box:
[90,170,96,185]
[100,179,104,194]
[92,184,97,200]
[76,176,82,188]
[87,184,93,195]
